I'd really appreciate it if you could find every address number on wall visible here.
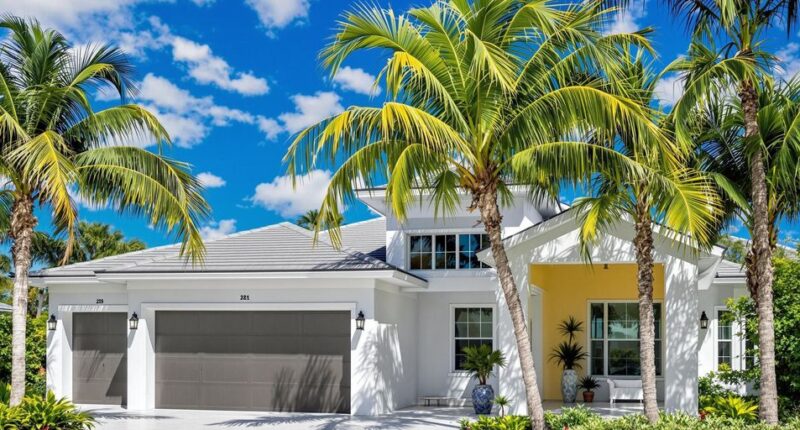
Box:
[95,299,104,304]
[239,295,250,301]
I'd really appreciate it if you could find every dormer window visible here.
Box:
[409,233,490,270]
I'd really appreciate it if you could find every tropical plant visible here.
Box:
[462,344,506,386]
[460,415,531,430]
[0,315,47,398]
[296,209,320,230]
[0,383,8,405]
[577,375,600,392]
[703,396,759,422]
[13,391,95,430]
[492,395,509,417]
[0,17,209,405]
[0,403,18,430]
[557,316,584,343]
[550,341,588,371]
[575,52,721,423]
[284,2,682,426]
[663,0,800,422]
[544,405,602,429]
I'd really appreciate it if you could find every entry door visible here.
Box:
[72,313,127,405]
[155,311,351,413]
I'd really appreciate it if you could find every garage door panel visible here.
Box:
[72,313,127,405]
[155,311,350,413]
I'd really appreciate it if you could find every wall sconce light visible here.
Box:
[355,311,365,330]
[700,311,709,330]
[47,315,57,331]
[603,263,609,270]
[129,313,139,330]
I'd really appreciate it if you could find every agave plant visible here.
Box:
[461,344,507,386]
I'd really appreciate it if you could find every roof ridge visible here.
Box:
[279,222,394,269]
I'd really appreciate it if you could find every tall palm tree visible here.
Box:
[575,53,720,423]
[296,210,320,230]
[285,1,694,427]
[691,79,800,409]
[0,17,209,405]
[665,1,797,418]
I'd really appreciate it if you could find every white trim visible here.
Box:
[448,303,497,373]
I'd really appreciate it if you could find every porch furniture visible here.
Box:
[606,379,643,404]
[422,396,453,407]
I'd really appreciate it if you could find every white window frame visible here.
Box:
[407,233,490,271]
[586,300,664,378]
[449,304,497,373]
[713,306,751,372]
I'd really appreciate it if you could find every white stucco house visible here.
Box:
[34,188,749,416]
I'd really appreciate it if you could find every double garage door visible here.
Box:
[72,311,350,413]
[155,311,350,413]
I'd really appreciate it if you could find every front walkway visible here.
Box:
[85,402,651,430]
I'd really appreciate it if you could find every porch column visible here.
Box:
[664,257,699,412]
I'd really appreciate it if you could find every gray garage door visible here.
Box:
[155,311,350,413]
[72,313,127,405]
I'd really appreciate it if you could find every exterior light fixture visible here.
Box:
[47,315,57,331]
[700,311,709,330]
[129,313,139,330]
[603,263,609,270]
[355,311,365,330]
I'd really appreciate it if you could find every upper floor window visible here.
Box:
[408,233,490,270]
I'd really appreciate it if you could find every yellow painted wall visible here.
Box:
[530,263,665,400]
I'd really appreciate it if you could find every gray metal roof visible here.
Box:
[32,219,412,278]
[0,303,11,313]
[716,259,746,279]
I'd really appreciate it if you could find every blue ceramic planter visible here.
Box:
[472,384,494,415]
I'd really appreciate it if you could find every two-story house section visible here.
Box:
[34,186,747,416]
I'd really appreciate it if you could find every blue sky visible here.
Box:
[3,0,800,248]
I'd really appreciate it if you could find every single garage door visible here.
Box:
[72,312,127,405]
[155,311,350,413]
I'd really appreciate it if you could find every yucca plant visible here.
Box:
[549,341,588,371]
[0,17,209,404]
[557,316,584,343]
[283,1,697,427]
[14,391,96,430]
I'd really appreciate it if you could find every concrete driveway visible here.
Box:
[84,406,467,430]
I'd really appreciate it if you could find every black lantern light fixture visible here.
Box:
[700,311,709,330]
[355,311,365,330]
[129,313,139,330]
[47,315,57,331]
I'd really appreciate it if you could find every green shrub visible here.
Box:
[460,415,531,430]
[703,396,759,422]
[12,391,95,430]
[0,383,9,405]
[0,404,19,430]
[543,405,602,429]
[0,314,47,398]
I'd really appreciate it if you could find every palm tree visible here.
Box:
[296,210,320,230]
[575,53,720,423]
[285,1,691,427]
[690,79,800,419]
[0,17,209,405]
[665,1,799,417]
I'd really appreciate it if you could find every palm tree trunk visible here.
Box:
[740,80,778,424]
[474,181,545,430]
[9,193,38,406]
[634,201,659,423]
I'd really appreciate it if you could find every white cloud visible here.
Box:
[245,0,309,33]
[124,74,256,148]
[0,0,142,29]
[654,74,685,108]
[197,172,226,188]
[251,170,331,217]
[604,3,646,35]
[200,219,237,240]
[170,36,269,96]
[776,43,800,80]
[258,92,344,141]
[332,66,380,96]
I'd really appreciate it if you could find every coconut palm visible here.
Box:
[284,1,697,427]
[575,53,720,423]
[665,1,799,418]
[691,80,800,416]
[0,17,209,405]
[296,210,321,230]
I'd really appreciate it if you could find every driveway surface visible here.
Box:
[84,406,467,430]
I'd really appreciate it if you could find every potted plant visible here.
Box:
[461,344,506,415]
[578,375,600,403]
[549,317,588,403]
